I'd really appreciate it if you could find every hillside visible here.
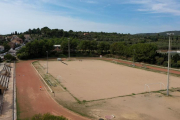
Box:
[137,31,180,36]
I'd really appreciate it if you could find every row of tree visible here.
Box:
[17,37,180,68]
[17,37,156,62]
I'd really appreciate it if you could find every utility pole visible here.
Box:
[133,49,135,67]
[166,33,174,96]
[46,51,48,74]
[68,38,70,60]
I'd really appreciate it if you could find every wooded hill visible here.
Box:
[11,27,180,68]
[136,30,180,36]
[14,27,179,50]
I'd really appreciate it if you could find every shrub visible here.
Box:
[4,54,16,61]
[17,52,29,60]
[156,57,164,65]
[163,61,168,67]
[32,113,68,120]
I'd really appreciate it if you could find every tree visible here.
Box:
[61,40,68,53]
[77,40,89,51]
[172,54,180,63]
[131,43,157,63]
[17,39,54,59]
[97,42,110,54]
[19,34,25,41]
[89,40,97,52]
[4,54,16,61]
[41,27,51,35]
[32,113,68,120]
[3,43,10,52]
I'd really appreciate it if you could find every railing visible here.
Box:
[0,91,5,115]
[13,61,17,120]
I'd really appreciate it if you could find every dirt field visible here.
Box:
[39,59,180,101]
[16,60,90,120]
[17,59,180,120]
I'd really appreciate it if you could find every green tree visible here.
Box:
[97,42,110,54]
[3,43,10,52]
[32,113,68,120]
[131,43,157,63]
[4,54,16,61]
[19,34,25,41]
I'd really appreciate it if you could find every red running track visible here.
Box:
[16,60,90,120]
[103,58,180,75]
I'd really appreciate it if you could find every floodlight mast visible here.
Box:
[133,49,135,67]
[68,38,70,60]
[46,51,48,74]
[166,33,174,96]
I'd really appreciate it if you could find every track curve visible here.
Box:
[16,60,90,120]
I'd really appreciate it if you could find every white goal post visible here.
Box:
[144,82,165,93]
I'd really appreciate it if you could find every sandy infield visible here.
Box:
[40,60,180,101]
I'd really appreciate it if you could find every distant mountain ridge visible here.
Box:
[136,31,180,36]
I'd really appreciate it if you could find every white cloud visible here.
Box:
[0,0,179,34]
[86,1,98,4]
[80,0,98,4]
[126,0,180,16]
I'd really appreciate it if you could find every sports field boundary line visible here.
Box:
[33,61,66,92]
[85,89,172,103]
[30,61,91,120]
[31,61,54,93]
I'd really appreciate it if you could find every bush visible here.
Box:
[32,113,68,120]
[4,54,16,61]
[17,52,29,60]
[163,61,168,67]
[104,54,114,58]
[0,57,2,62]
[156,57,164,65]
[177,60,180,67]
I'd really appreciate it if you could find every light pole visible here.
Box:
[46,51,48,74]
[68,38,70,60]
[167,33,174,96]
[133,49,135,67]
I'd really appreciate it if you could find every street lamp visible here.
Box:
[68,38,70,60]
[133,49,135,67]
[46,51,48,74]
[167,33,174,96]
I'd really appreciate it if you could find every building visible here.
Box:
[0,35,3,40]
[24,34,32,41]
[53,45,61,52]
[157,50,180,55]
[8,42,16,49]
[0,46,4,52]
[84,33,89,35]
[11,38,23,44]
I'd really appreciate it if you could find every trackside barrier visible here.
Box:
[144,82,165,93]
[0,91,5,116]
[13,61,17,120]
[31,62,54,93]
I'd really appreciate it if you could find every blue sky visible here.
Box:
[0,0,180,34]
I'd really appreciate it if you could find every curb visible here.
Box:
[31,61,54,93]
[13,62,17,120]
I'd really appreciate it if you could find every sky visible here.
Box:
[0,0,180,34]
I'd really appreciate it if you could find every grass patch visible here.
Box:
[16,89,21,120]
